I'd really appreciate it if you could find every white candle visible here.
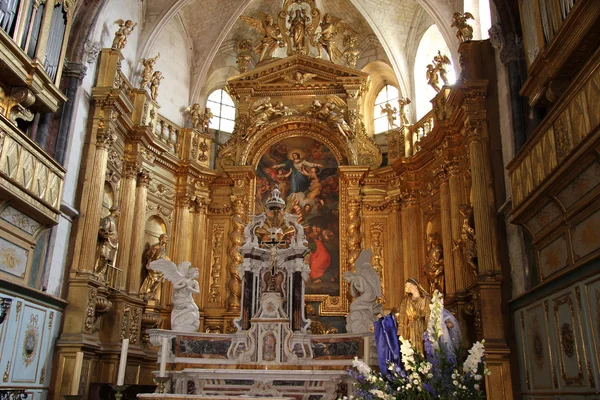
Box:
[117,338,129,385]
[159,337,168,377]
[70,352,84,395]
[363,336,370,364]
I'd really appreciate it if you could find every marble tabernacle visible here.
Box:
[146,187,372,399]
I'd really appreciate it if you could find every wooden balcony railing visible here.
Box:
[409,110,435,155]
[0,116,65,224]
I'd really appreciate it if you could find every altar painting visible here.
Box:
[256,137,340,296]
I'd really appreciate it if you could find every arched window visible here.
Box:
[373,84,400,134]
[414,25,456,120]
[464,0,492,39]
[206,89,235,133]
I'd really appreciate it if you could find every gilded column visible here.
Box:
[73,125,116,273]
[339,166,368,270]
[172,192,191,263]
[436,166,455,296]
[400,191,420,281]
[447,160,468,291]
[465,120,500,274]
[226,195,246,313]
[115,162,138,290]
[127,169,151,294]
[191,197,210,305]
[223,167,254,319]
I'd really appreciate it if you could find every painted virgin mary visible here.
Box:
[273,151,323,194]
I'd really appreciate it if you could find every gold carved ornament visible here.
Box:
[111,20,137,51]
[451,12,475,43]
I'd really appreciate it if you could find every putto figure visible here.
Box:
[149,259,200,332]
[426,64,441,93]
[140,52,160,89]
[139,234,169,301]
[451,12,475,43]
[380,103,398,130]
[149,71,163,101]
[432,50,451,85]
[240,13,284,63]
[111,19,137,50]
[398,97,411,126]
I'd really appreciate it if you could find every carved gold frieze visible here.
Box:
[208,224,225,303]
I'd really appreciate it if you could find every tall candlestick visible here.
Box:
[117,338,129,385]
[159,337,168,377]
[70,351,84,395]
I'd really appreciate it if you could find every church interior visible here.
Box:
[0,0,599,398]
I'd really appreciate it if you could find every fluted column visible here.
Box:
[72,126,115,273]
[115,162,138,290]
[447,161,468,291]
[400,192,420,282]
[127,169,151,294]
[436,166,455,296]
[465,120,500,274]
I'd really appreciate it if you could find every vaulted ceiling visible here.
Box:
[134,0,460,103]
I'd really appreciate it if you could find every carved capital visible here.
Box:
[434,164,449,182]
[124,161,139,178]
[63,61,87,79]
[462,120,483,143]
[401,191,418,208]
[136,169,151,186]
[96,126,116,150]
[444,160,461,177]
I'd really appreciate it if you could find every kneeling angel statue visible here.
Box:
[149,259,200,332]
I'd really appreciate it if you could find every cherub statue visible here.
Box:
[140,53,160,89]
[398,97,411,126]
[200,107,213,132]
[185,103,202,129]
[95,206,120,280]
[111,19,137,50]
[240,13,284,63]
[342,34,360,68]
[149,259,200,332]
[432,51,452,85]
[423,233,444,295]
[343,249,383,333]
[380,103,398,130]
[139,234,169,301]
[149,71,163,101]
[284,71,317,85]
[314,13,356,62]
[310,95,354,138]
[451,12,475,43]
[426,64,441,93]
[453,204,477,274]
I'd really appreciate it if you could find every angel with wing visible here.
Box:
[343,249,383,333]
[314,14,356,62]
[322,95,354,138]
[111,19,137,50]
[149,259,200,332]
[432,50,452,85]
[240,13,284,63]
[451,11,475,43]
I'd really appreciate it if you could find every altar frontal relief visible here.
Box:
[257,137,340,297]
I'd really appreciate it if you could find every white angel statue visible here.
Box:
[149,259,200,332]
[343,249,383,333]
